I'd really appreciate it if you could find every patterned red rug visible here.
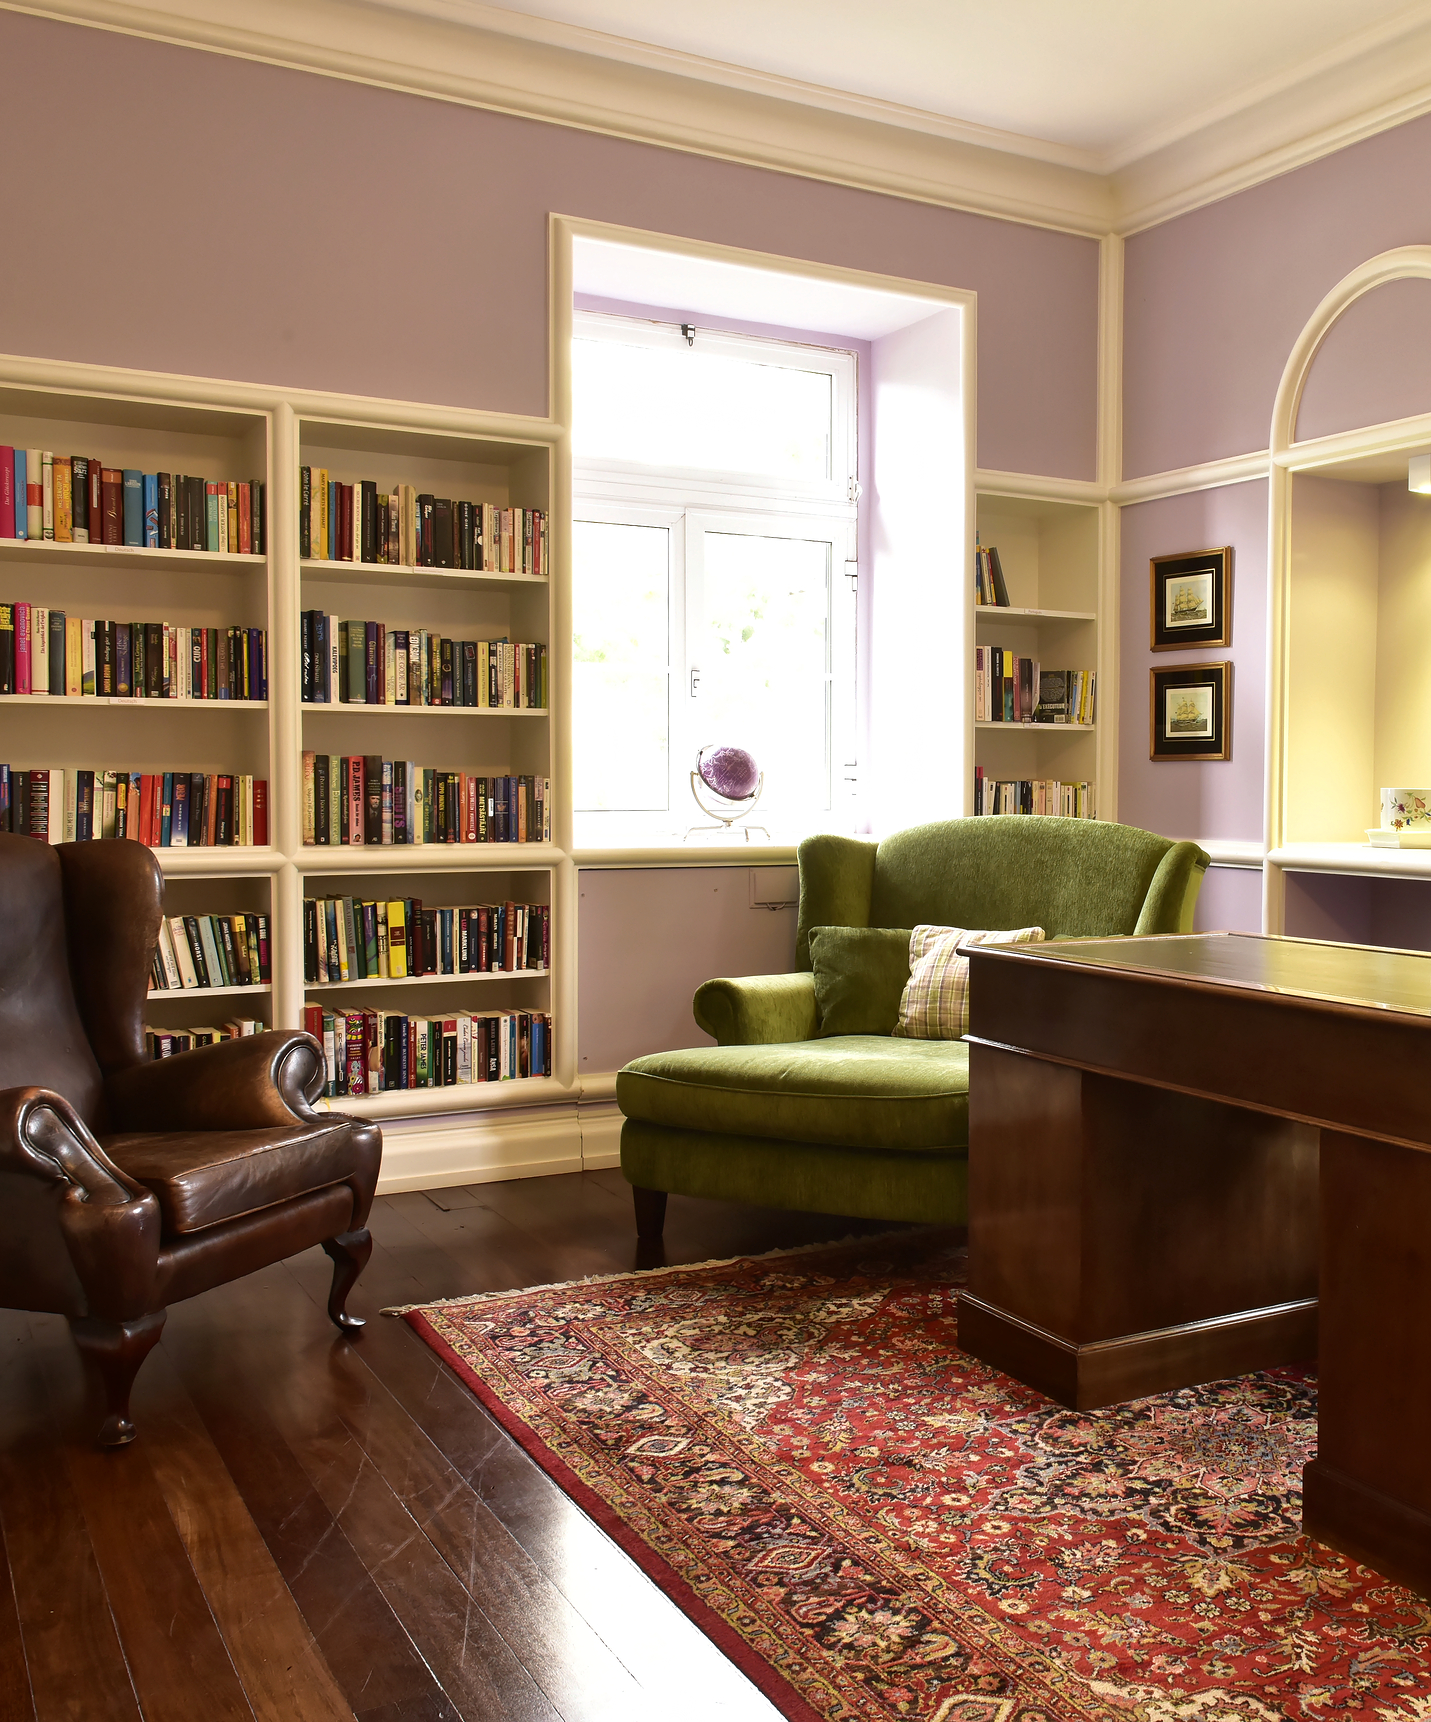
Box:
[400,1229,1431,1721]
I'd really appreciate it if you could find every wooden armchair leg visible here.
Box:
[69,1310,167,1447]
[321,1229,373,1332]
[632,1186,668,1241]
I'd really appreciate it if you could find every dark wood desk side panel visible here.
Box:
[969,952,1431,1150]
[1303,1126,1431,1594]
[966,1044,1318,1407]
[968,1044,1318,1340]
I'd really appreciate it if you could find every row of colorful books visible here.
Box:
[0,767,268,845]
[301,1004,553,1094]
[975,648,1097,725]
[0,451,265,553]
[973,541,1012,606]
[299,614,546,708]
[0,607,267,700]
[151,913,272,993]
[302,755,549,845]
[145,1019,265,1058]
[974,770,1095,818]
[298,470,546,575]
[304,895,549,983]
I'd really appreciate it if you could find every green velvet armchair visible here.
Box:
[616,817,1209,1238]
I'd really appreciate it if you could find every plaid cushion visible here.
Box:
[893,923,1046,1041]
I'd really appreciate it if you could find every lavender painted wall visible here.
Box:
[1296,277,1431,442]
[0,11,1097,479]
[1118,480,1267,843]
[577,868,797,1072]
[1124,110,1431,478]
[1193,865,1263,935]
[1283,871,1431,951]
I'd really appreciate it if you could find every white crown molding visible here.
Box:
[1111,451,1271,507]
[0,0,1114,236]
[11,0,1431,241]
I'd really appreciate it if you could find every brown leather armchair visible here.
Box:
[0,833,381,1444]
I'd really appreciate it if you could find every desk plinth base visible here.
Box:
[962,1042,1320,1412]
[960,1289,1319,1412]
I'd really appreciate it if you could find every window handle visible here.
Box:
[690,667,701,697]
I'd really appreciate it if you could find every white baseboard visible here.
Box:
[580,1100,624,1170]
[373,1096,626,1190]
[376,1107,583,1193]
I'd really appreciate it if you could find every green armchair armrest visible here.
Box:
[693,973,819,1047]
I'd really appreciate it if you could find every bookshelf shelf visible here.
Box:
[975,720,1095,732]
[300,559,546,592]
[974,606,1096,624]
[305,970,547,992]
[317,1075,567,1119]
[0,540,260,574]
[154,847,282,876]
[0,694,268,710]
[300,704,546,719]
[297,844,561,873]
[148,982,270,999]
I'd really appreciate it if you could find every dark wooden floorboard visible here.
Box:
[0,1173,888,1721]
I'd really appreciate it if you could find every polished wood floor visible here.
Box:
[0,1169,890,1722]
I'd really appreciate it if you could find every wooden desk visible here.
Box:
[963,930,1431,1597]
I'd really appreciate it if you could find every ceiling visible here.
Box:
[409,0,1431,170]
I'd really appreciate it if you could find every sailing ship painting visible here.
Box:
[1166,684,1213,737]
[1165,571,1212,628]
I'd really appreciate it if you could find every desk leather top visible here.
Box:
[995,931,1431,1021]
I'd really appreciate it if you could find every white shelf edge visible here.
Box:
[305,970,548,991]
[0,539,262,568]
[298,844,559,868]
[975,720,1096,732]
[0,694,268,709]
[316,1075,565,1117]
[302,703,546,718]
[1268,842,1431,880]
[147,983,271,999]
[973,606,1096,622]
[300,558,546,585]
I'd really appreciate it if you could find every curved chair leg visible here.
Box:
[69,1310,167,1447]
[632,1186,668,1241]
[321,1229,373,1331]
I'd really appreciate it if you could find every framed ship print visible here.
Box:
[1150,546,1231,650]
[1150,662,1231,761]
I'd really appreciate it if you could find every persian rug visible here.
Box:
[398,1230,1431,1721]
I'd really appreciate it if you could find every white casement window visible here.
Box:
[572,312,859,840]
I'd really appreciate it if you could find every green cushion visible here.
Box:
[621,1119,968,1225]
[616,1036,968,1153]
[808,925,911,1036]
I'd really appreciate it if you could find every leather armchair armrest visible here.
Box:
[105,1030,327,1132]
[693,973,819,1047]
[0,1086,162,1320]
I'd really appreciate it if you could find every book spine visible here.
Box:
[121,470,143,546]
[25,450,42,539]
[53,457,72,542]
[41,451,53,540]
[143,473,159,547]
[0,447,13,539]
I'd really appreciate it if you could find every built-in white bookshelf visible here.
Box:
[0,368,570,1151]
[972,488,1112,818]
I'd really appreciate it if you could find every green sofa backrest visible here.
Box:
[795,817,1209,969]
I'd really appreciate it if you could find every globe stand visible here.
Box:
[685,770,770,842]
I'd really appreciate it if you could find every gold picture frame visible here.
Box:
[1150,547,1231,651]
[1150,661,1232,761]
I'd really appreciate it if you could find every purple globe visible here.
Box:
[698,745,760,802]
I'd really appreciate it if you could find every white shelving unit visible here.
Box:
[972,486,1114,818]
[0,362,571,1186]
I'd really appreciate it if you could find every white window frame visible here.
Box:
[573,313,860,842]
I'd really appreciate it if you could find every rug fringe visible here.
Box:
[380,1222,953,1315]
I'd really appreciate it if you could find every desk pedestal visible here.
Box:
[962,1043,1320,1411]
[1303,1128,1431,1596]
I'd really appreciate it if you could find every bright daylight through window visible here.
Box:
[571,313,858,841]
